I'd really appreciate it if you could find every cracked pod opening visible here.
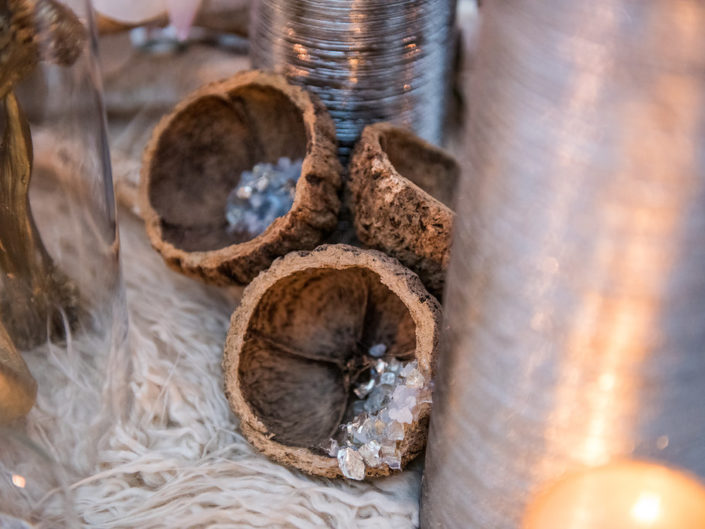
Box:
[148,84,307,251]
[378,127,458,209]
[142,71,342,285]
[238,267,416,448]
[223,245,441,479]
[349,122,460,298]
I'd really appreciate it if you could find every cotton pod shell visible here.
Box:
[222,244,441,478]
[348,122,459,298]
[141,70,342,285]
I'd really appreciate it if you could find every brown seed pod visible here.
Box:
[348,122,460,298]
[141,70,342,286]
[223,244,441,478]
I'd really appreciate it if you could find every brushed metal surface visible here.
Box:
[421,1,705,527]
[249,0,455,156]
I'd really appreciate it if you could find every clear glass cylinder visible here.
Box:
[0,0,128,476]
[0,428,78,528]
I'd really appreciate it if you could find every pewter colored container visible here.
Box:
[421,1,705,528]
[250,0,455,156]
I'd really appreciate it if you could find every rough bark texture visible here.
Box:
[141,70,342,286]
[348,123,459,298]
[223,244,442,479]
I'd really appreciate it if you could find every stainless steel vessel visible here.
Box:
[421,1,705,527]
[250,0,456,156]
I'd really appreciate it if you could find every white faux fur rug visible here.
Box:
[69,211,422,528]
[60,9,481,521]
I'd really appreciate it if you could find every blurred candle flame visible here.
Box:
[631,492,661,525]
[523,461,705,529]
[11,474,26,488]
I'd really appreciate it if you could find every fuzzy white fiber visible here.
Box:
[47,22,488,525]
[65,212,422,528]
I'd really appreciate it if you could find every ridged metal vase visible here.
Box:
[249,0,456,157]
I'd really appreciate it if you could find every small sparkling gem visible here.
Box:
[225,157,303,240]
[374,359,388,374]
[380,442,402,470]
[353,424,369,444]
[333,354,430,477]
[380,372,396,386]
[255,177,269,192]
[368,343,387,357]
[359,440,381,466]
[401,365,424,388]
[363,386,389,413]
[387,358,403,374]
[388,405,413,424]
[386,421,405,440]
[236,185,253,200]
[337,447,365,480]
[354,378,375,399]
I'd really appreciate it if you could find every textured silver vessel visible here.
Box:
[421,1,705,527]
[250,0,455,156]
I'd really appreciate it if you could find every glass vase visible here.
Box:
[0,0,129,477]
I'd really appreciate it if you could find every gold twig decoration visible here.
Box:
[0,0,85,349]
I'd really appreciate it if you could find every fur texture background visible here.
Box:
[27,14,479,521]
[67,212,422,528]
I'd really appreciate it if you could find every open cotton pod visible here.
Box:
[141,70,342,285]
[349,123,459,298]
[223,244,441,479]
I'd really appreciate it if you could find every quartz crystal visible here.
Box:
[337,447,365,480]
[327,439,339,457]
[380,372,396,386]
[224,157,303,240]
[368,343,387,357]
[359,440,381,466]
[332,343,432,479]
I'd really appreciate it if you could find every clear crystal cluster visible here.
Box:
[225,157,303,239]
[331,344,432,480]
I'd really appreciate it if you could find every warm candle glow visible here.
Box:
[523,461,705,529]
[631,492,661,524]
[11,474,26,488]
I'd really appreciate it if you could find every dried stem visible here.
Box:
[0,317,37,423]
[0,91,78,349]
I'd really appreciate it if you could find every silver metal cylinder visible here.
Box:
[249,0,455,156]
[421,1,705,527]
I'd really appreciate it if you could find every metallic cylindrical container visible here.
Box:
[421,1,705,527]
[250,0,455,156]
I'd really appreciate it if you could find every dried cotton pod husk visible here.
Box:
[222,244,441,478]
[349,123,460,298]
[141,70,342,285]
